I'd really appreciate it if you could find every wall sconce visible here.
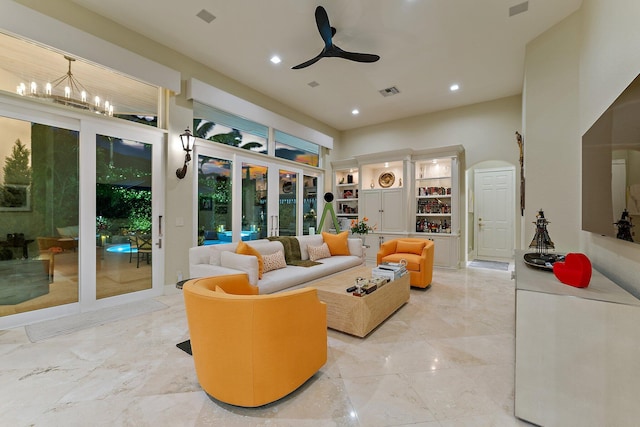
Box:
[176,127,194,179]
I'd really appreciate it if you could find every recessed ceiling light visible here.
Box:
[450,84,460,92]
[351,109,359,115]
[270,56,281,64]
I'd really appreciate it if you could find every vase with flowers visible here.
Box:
[350,217,376,247]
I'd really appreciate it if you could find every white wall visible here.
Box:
[579,0,640,295]
[522,12,581,254]
[523,0,640,295]
[336,95,522,168]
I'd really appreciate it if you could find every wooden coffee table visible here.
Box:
[311,265,410,337]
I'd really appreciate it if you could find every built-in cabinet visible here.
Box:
[359,158,406,234]
[334,167,359,219]
[361,189,405,233]
[331,146,463,267]
[411,151,461,268]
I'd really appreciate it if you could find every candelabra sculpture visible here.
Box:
[524,209,563,269]
[614,209,634,242]
[529,209,555,253]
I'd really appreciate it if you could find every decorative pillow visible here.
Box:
[220,251,259,286]
[396,240,426,255]
[262,250,287,273]
[297,235,323,260]
[214,285,227,294]
[308,243,331,261]
[322,231,350,256]
[236,241,264,279]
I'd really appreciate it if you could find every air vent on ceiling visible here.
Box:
[509,1,529,17]
[379,86,400,97]
[308,81,319,88]
[197,9,216,23]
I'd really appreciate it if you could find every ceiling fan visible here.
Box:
[292,6,380,70]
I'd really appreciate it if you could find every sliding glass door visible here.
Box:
[0,115,79,318]
[95,134,153,299]
[0,102,164,328]
[83,120,164,307]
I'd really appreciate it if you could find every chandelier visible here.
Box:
[16,55,114,116]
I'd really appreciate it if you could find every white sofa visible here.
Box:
[188,234,364,294]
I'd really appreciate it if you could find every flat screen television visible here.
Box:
[582,74,640,243]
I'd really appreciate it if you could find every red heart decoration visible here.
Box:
[553,253,592,288]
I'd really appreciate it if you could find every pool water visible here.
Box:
[106,244,136,253]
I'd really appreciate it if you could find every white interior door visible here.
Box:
[474,167,515,259]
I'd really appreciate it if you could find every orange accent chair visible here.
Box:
[377,238,435,288]
[182,274,327,407]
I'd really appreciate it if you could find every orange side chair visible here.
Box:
[377,238,434,288]
[182,274,327,407]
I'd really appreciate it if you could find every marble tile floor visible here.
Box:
[0,266,533,426]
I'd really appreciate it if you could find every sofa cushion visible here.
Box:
[237,241,264,279]
[220,251,259,286]
[396,240,426,255]
[296,235,324,260]
[322,231,350,256]
[258,254,363,294]
[308,243,331,261]
[263,250,287,273]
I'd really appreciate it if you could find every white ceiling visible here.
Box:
[68,0,583,131]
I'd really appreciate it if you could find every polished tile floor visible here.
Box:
[0,264,531,426]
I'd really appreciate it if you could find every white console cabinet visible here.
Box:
[514,250,640,426]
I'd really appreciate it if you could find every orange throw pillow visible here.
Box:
[236,241,264,279]
[396,240,426,255]
[322,231,350,256]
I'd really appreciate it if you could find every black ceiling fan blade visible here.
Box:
[338,50,380,63]
[315,6,333,48]
[291,51,325,70]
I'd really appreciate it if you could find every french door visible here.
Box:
[237,156,304,238]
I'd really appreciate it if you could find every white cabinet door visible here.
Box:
[361,189,404,233]
[361,190,382,230]
[381,189,405,232]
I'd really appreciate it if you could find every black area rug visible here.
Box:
[176,339,192,355]
[468,260,510,271]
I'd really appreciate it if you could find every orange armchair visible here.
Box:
[377,238,434,288]
[182,274,327,407]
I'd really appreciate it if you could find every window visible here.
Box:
[194,102,268,154]
[0,32,159,127]
[274,130,320,167]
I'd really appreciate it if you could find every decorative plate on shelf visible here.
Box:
[378,172,395,188]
